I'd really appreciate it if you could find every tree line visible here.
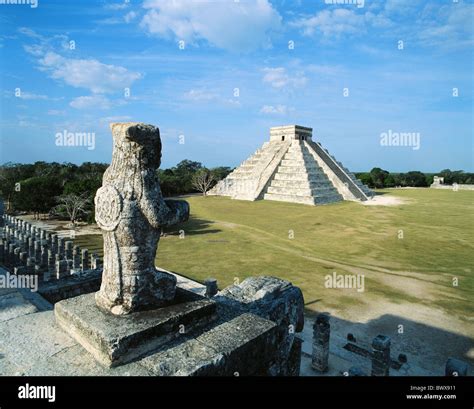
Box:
[354,168,474,189]
[0,161,471,223]
[0,160,231,224]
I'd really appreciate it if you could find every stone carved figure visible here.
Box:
[95,123,189,315]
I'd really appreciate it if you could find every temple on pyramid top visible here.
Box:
[270,125,313,142]
[209,125,374,206]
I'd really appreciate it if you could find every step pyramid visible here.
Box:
[209,125,374,205]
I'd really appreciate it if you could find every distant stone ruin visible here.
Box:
[430,175,474,191]
[209,125,374,205]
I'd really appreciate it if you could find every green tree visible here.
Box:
[356,172,373,188]
[0,163,35,211]
[12,176,61,218]
[369,168,389,188]
[405,171,428,187]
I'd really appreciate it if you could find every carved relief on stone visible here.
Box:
[95,123,189,315]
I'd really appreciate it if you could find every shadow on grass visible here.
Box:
[163,217,221,236]
[305,299,322,307]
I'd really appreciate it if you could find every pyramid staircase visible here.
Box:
[263,141,343,205]
[209,125,373,206]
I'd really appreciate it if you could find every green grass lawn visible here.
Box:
[74,188,474,325]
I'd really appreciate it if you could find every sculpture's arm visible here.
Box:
[139,175,189,228]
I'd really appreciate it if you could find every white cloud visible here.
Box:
[20,28,142,94]
[292,9,365,37]
[140,0,281,51]
[262,67,307,89]
[70,95,113,110]
[124,11,138,23]
[38,52,141,94]
[16,92,49,100]
[104,3,129,11]
[47,109,65,115]
[99,116,133,128]
[259,104,289,115]
[417,3,474,49]
[183,89,218,101]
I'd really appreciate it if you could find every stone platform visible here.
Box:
[55,288,217,367]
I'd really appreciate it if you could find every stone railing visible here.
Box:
[309,141,370,201]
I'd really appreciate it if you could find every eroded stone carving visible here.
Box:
[95,123,189,315]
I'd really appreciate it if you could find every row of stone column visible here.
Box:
[311,314,391,376]
[0,214,101,281]
[311,314,470,376]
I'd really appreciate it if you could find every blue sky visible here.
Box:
[0,0,472,172]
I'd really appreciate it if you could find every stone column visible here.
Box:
[28,237,35,258]
[48,250,55,273]
[371,335,391,376]
[13,247,21,267]
[56,259,68,279]
[34,241,41,263]
[311,313,330,372]
[41,244,48,268]
[91,253,101,270]
[67,259,73,274]
[65,241,74,261]
[26,257,35,275]
[73,245,81,272]
[204,278,218,298]
[51,234,58,254]
[58,237,65,258]
[8,243,15,267]
[0,241,4,263]
[81,249,89,272]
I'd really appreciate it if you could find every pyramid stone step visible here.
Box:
[263,193,316,205]
[277,164,320,173]
[314,194,343,204]
[274,173,311,181]
[280,159,307,166]
[270,179,332,188]
[266,186,340,196]
[270,179,311,188]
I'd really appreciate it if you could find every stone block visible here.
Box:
[55,289,217,367]
[140,313,277,376]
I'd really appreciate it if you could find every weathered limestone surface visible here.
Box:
[214,276,304,375]
[140,313,278,376]
[55,290,217,367]
[94,123,189,315]
[312,313,330,372]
